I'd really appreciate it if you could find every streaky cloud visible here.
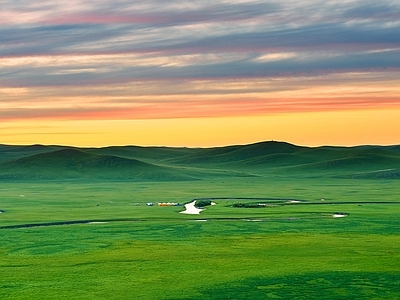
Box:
[1,0,400,125]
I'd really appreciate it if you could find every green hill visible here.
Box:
[0,141,399,181]
[0,144,61,160]
[0,148,196,181]
[167,141,302,165]
[86,145,201,162]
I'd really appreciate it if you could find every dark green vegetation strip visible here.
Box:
[188,272,400,300]
[0,219,141,229]
[193,197,307,201]
[2,201,400,229]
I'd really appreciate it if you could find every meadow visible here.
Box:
[1,142,399,299]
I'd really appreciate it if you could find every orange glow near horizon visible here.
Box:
[2,75,400,147]
[1,108,399,147]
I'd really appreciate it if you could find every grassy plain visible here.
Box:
[1,142,400,299]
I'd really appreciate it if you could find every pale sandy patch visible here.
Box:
[180,200,204,214]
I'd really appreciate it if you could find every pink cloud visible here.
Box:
[2,96,399,122]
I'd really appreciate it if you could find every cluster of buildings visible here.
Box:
[145,202,182,206]
[157,202,182,206]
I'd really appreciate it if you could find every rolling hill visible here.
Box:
[0,147,196,181]
[0,141,399,181]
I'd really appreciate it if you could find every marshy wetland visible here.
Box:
[1,142,400,299]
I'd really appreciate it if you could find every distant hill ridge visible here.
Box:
[0,141,399,181]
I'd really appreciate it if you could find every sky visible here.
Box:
[1,0,400,147]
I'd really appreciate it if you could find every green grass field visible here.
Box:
[1,142,399,299]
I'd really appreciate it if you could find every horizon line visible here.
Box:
[1,140,399,149]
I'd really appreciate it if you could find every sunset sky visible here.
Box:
[1,0,399,147]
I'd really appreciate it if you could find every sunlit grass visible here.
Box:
[1,177,400,299]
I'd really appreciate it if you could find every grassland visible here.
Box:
[1,142,399,299]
